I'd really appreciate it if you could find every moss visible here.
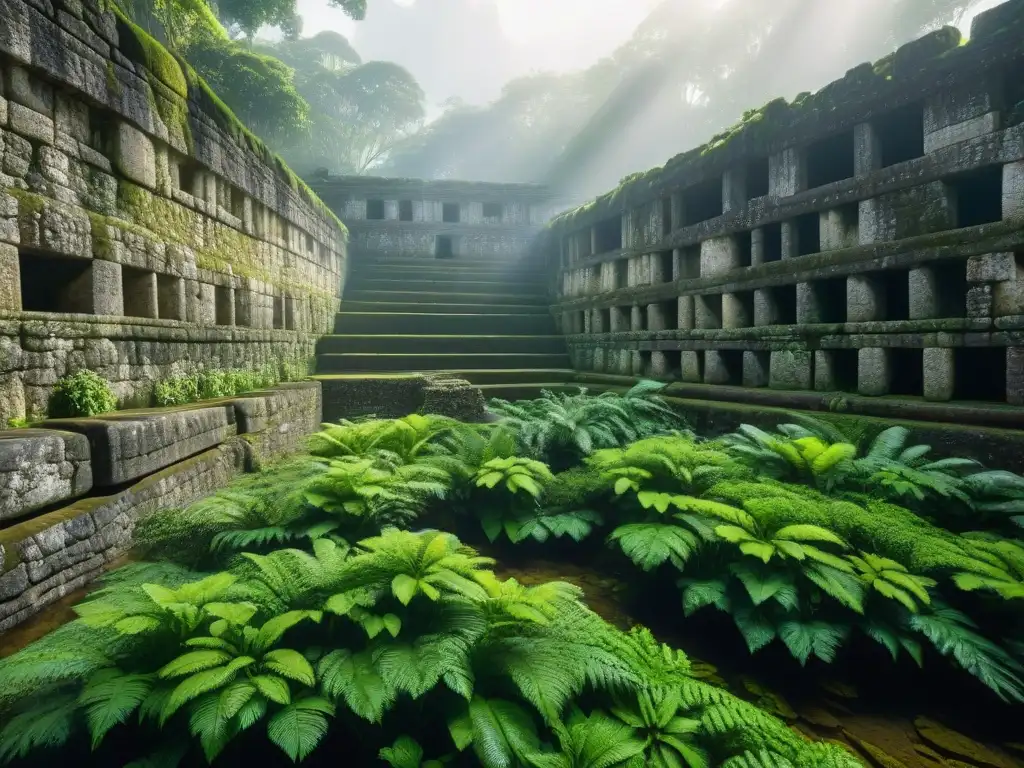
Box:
[105,60,123,98]
[0,499,111,573]
[112,7,188,99]
[8,188,47,217]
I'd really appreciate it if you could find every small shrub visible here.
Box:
[48,370,118,418]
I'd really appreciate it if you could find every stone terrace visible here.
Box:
[537,1,1024,410]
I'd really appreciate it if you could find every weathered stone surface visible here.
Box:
[41,404,237,486]
[113,121,156,190]
[858,348,892,396]
[770,350,813,390]
[0,428,91,521]
[923,347,955,401]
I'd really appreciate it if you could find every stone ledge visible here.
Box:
[40,404,237,486]
[318,374,487,423]
[0,439,249,632]
[0,428,91,522]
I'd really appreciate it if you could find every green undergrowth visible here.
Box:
[0,383,869,767]
[154,360,312,407]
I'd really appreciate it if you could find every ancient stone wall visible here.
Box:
[310,175,557,261]
[539,0,1024,407]
[0,380,322,633]
[0,0,347,420]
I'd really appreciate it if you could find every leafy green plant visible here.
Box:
[48,369,118,418]
[488,380,688,469]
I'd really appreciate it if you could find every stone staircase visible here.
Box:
[315,256,575,400]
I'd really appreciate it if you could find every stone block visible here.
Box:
[6,66,54,116]
[40,405,238,486]
[722,292,751,328]
[722,167,746,212]
[858,348,892,396]
[0,95,7,127]
[847,274,886,322]
[924,80,1000,153]
[743,351,769,387]
[680,351,702,383]
[92,259,123,316]
[17,196,91,257]
[770,350,813,390]
[630,305,644,331]
[9,102,54,144]
[968,252,1018,283]
[648,302,669,331]
[796,282,822,324]
[923,347,954,401]
[114,121,156,190]
[0,243,20,311]
[677,296,694,330]
[695,294,722,330]
[1009,347,1024,405]
[853,121,881,176]
[754,288,778,326]
[0,429,92,522]
[650,351,669,377]
[768,147,805,197]
[609,306,629,332]
[1005,161,1024,222]
[859,183,955,244]
[967,284,994,318]
[909,266,940,320]
[820,208,858,250]
[700,236,740,277]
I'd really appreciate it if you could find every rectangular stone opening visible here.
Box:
[795,213,820,255]
[932,260,968,317]
[157,274,183,321]
[122,266,155,318]
[215,285,232,326]
[806,130,855,188]
[177,158,201,195]
[599,308,611,333]
[639,351,652,376]
[614,259,629,289]
[955,347,1006,401]
[746,158,770,199]
[229,185,245,219]
[434,235,454,259]
[88,106,116,153]
[882,269,910,321]
[697,294,723,329]
[285,296,296,330]
[677,245,701,279]
[575,311,587,334]
[657,251,674,283]
[729,291,755,328]
[735,230,753,268]
[366,200,385,220]
[824,349,859,391]
[442,203,461,223]
[399,200,414,221]
[305,232,315,254]
[594,217,623,253]
[889,347,923,396]
[710,350,744,385]
[812,278,847,323]
[232,287,248,327]
[18,249,93,313]
[483,202,503,220]
[947,165,1004,226]
[763,222,783,262]
[272,296,285,329]
[657,300,677,330]
[661,197,673,235]
[611,306,629,332]
[682,177,723,225]
[875,103,925,167]
[634,304,648,331]
[770,284,797,324]
[663,350,682,378]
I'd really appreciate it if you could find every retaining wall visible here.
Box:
[538,0,1024,413]
[0,380,321,632]
[0,0,347,421]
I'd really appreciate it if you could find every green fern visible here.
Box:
[448,696,541,768]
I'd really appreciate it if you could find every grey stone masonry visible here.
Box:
[0,381,324,633]
[0,0,346,421]
[543,2,1024,407]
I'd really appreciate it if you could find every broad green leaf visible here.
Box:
[392,574,419,605]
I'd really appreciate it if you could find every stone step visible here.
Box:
[345,290,550,305]
[317,334,567,354]
[438,369,578,385]
[351,256,543,270]
[316,352,572,372]
[478,383,584,400]
[333,312,556,335]
[346,277,547,295]
[339,300,551,315]
[351,265,545,282]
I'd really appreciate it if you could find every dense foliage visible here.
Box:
[48,369,119,418]
[153,361,311,407]
[3,382,1021,765]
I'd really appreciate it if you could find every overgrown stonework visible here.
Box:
[0,0,346,421]
[539,0,1024,411]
